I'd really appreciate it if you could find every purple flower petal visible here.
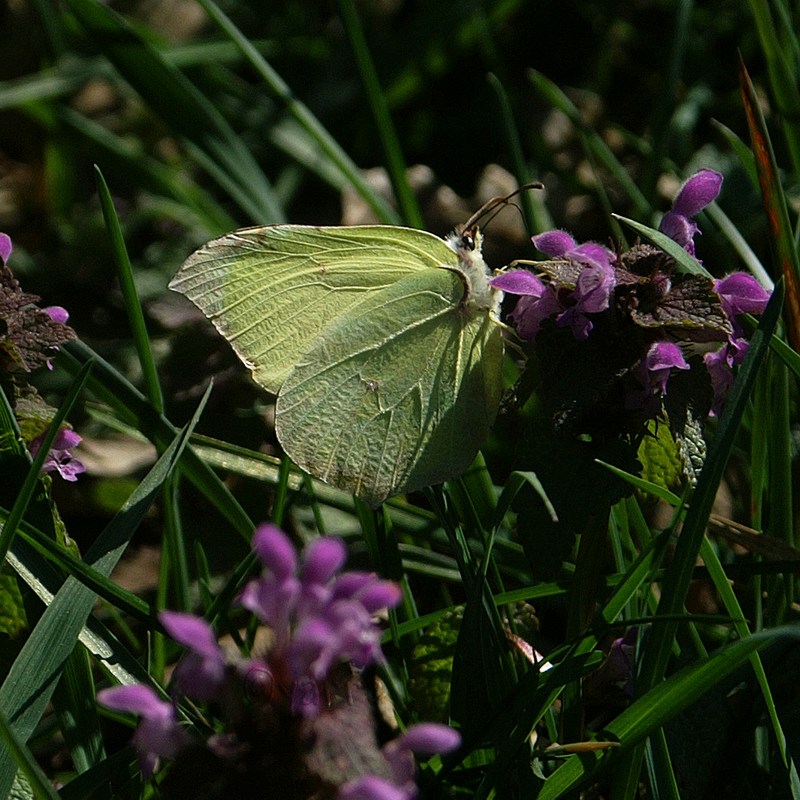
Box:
[174,651,227,701]
[252,524,297,580]
[704,337,749,415]
[159,611,220,658]
[532,229,577,257]
[511,287,563,339]
[29,428,85,482]
[43,306,70,324]
[714,273,770,317]
[394,724,461,756]
[659,212,699,255]
[159,611,227,699]
[671,169,723,217]
[98,684,171,719]
[382,724,460,787]
[489,270,547,296]
[645,341,689,373]
[239,572,300,635]
[0,233,11,264]
[643,341,689,395]
[659,169,722,256]
[331,572,377,601]
[301,536,347,585]
[355,579,403,614]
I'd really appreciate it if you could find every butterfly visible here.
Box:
[169,187,537,505]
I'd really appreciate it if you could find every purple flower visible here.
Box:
[159,611,227,701]
[659,169,722,256]
[382,724,461,793]
[0,233,12,265]
[42,306,70,325]
[239,526,402,718]
[29,427,85,482]
[240,524,301,649]
[704,336,749,415]
[642,341,689,395]
[605,629,637,697]
[627,341,689,412]
[714,273,770,320]
[97,684,187,777]
[492,231,616,341]
[556,258,616,340]
[490,270,562,339]
[339,775,410,800]
[531,230,614,269]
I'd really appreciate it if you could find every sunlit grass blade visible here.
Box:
[537,625,800,799]
[472,649,605,799]
[699,537,800,788]
[739,54,800,351]
[337,0,421,228]
[194,0,398,224]
[63,0,284,224]
[0,388,209,795]
[95,166,163,412]
[7,512,154,623]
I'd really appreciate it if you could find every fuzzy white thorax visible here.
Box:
[444,227,502,316]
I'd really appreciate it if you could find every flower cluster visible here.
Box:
[0,232,83,481]
[491,170,771,448]
[29,427,85,482]
[98,525,460,798]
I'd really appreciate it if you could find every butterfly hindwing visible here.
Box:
[275,268,503,506]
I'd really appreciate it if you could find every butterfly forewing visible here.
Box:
[275,268,503,506]
[169,225,460,394]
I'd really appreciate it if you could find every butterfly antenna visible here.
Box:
[462,182,543,231]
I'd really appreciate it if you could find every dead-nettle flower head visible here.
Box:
[490,169,772,430]
[657,168,723,257]
[97,525,455,797]
[28,427,86,482]
[241,523,403,717]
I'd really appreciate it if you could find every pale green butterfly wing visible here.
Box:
[275,268,504,506]
[169,225,459,394]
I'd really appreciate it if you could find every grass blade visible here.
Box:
[337,0,422,228]
[0,386,209,795]
[538,625,800,799]
[738,54,800,351]
[94,166,163,413]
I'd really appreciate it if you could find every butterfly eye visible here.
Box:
[460,228,477,251]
